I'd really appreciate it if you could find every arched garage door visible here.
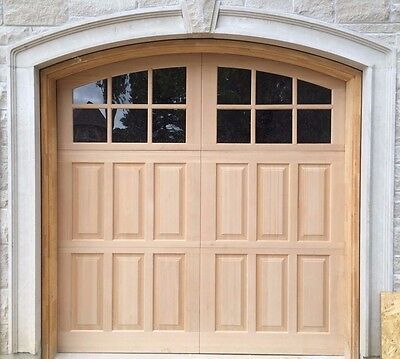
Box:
[56,52,348,355]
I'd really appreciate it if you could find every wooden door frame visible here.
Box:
[40,39,362,359]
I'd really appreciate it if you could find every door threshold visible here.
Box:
[55,354,344,359]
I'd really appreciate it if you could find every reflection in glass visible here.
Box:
[217,110,251,143]
[73,108,107,142]
[153,67,186,104]
[73,80,107,104]
[256,71,292,104]
[218,67,251,104]
[112,109,147,143]
[256,110,292,143]
[112,71,148,104]
[152,109,186,143]
[297,110,331,143]
[297,80,331,104]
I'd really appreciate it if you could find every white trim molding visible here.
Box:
[7,4,396,358]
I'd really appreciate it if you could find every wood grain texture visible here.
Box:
[41,71,58,359]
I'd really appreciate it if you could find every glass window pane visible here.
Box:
[112,71,148,104]
[217,110,251,143]
[73,108,107,142]
[297,110,331,143]
[218,67,251,104]
[73,80,107,104]
[256,110,292,143]
[152,109,186,143]
[256,71,292,104]
[153,67,186,104]
[112,109,147,143]
[297,80,331,104]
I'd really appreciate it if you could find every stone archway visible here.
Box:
[8,4,396,358]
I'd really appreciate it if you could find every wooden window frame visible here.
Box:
[40,39,362,359]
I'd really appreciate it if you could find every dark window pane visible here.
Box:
[256,110,292,143]
[112,71,148,104]
[153,67,186,104]
[217,110,251,143]
[256,71,292,104]
[298,80,331,104]
[73,108,107,142]
[218,67,251,104]
[73,80,107,104]
[112,109,147,143]
[297,110,331,143]
[152,109,186,143]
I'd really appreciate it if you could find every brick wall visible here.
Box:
[0,0,399,353]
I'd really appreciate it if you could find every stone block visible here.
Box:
[69,0,138,17]
[138,0,179,8]
[391,4,400,22]
[336,0,390,22]
[0,84,7,111]
[185,0,216,32]
[294,0,334,21]
[221,0,245,5]
[4,0,68,26]
[367,33,396,47]
[0,26,49,46]
[0,245,7,289]
[0,324,7,354]
[395,275,400,292]
[0,191,7,209]
[0,289,7,325]
[394,199,400,219]
[395,167,400,192]
[0,163,7,192]
[0,209,7,244]
[343,23,400,33]
[393,218,400,255]
[395,255,400,274]
[245,0,292,12]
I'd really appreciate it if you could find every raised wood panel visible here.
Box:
[71,254,103,330]
[215,254,247,331]
[256,255,288,331]
[72,163,104,240]
[298,165,330,241]
[153,254,185,330]
[257,165,288,241]
[113,164,144,240]
[298,255,329,332]
[217,164,248,240]
[154,164,185,240]
[113,254,143,330]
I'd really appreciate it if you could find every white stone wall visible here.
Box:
[0,0,399,354]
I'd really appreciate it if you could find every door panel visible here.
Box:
[256,254,288,332]
[199,54,346,355]
[58,152,201,352]
[57,53,202,353]
[200,151,345,354]
[112,254,144,330]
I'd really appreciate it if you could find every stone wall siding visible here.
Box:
[0,0,399,353]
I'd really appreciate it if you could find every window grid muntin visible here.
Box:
[215,67,333,145]
[71,67,188,144]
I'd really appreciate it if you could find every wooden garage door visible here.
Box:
[57,53,348,355]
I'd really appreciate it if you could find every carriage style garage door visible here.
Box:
[57,53,348,355]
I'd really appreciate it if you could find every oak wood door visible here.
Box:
[57,55,202,352]
[199,55,347,355]
[57,53,349,355]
